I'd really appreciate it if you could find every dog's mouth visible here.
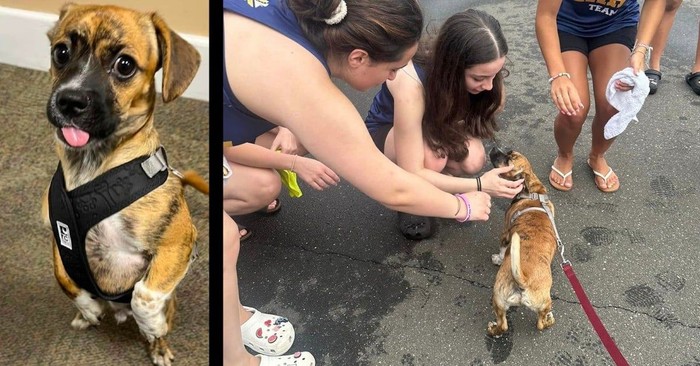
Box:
[60,126,91,147]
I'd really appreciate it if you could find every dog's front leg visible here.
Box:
[132,220,195,366]
[52,239,106,329]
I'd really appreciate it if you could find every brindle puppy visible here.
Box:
[40,4,204,365]
[487,149,557,337]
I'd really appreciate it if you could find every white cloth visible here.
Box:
[604,67,650,140]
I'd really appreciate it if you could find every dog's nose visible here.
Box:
[56,89,91,117]
[489,145,512,166]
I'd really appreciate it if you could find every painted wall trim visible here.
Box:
[0,6,209,102]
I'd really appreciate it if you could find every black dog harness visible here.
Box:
[48,147,169,303]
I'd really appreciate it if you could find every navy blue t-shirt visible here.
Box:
[557,0,639,38]
[365,64,427,132]
[223,0,330,144]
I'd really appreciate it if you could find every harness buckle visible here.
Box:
[141,147,168,178]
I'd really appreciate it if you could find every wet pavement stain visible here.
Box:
[570,245,593,263]
[484,311,514,364]
[560,325,611,365]
[485,332,513,365]
[550,350,587,366]
[238,244,413,366]
[580,227,615,246]
[400,353,417,366]
[655,271,686,292]
[651,176,678,198]
[624,285,663,307]
[651,307,680,330]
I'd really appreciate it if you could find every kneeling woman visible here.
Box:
[365,9,523,240]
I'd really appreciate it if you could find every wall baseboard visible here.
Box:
[0,6,209,102]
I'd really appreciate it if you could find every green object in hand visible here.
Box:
[277,168,302,198]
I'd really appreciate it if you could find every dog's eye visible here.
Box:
[52,44,70,67]
[113,55,137,79]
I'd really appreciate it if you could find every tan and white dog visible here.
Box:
[487,149,557,337]
[41,4,207,365]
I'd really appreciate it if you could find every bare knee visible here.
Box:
[424,151,448,172]
[461,141,486,175]
[558,110,588,129]
[257,171,282,206]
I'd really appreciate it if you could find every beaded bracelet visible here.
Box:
[548,72,571,84]
[455,193,471,222]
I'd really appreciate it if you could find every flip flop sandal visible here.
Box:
[587,159,619,193]
[259,198,282,215]
[645,69,662,95]
[397,212,434,240]
[241,306,295,356]
[549,164,573,192]
[685,71,700,96]
[256,352,315,366]
[239,224,252,242]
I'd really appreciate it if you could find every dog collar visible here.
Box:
[48,147,170,303]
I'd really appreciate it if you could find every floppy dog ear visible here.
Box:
[151,13,201,103]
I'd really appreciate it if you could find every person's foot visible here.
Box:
[241,306,295,356]
[256,352,315,366]
[587,157,619,193]
[645,69,662,95]
[239,225,252,242]
[259,198,282,215]
[549,156,573,191]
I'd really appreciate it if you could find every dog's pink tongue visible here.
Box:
[61,127,90,147]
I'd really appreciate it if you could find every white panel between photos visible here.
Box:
[0,6,209,102]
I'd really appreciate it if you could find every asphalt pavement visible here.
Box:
[236,1,700,365]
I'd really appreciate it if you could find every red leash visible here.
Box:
[561,262,630,366]
[519,193,630,366]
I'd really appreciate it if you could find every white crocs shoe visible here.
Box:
[241,306,295,356]
[257,352,315,366]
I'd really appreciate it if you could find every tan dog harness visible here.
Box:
[48,147,170,303]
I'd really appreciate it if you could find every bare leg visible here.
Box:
[549,51,591,189]
[587,43,633,190]
[444,137,485,176]
[224,161,281,216]
[223,212,259,366]
[648,0,683,71]
[693,21,700,73]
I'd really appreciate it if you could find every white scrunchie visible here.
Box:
[324,0,347,25]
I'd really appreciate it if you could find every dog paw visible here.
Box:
[71,312,99,329]
[487,321,503,337]
[71,291,105,329]
[491,254,503,265]
[109,302,133,324]
[538,312,556,330]
[132,281,171,341]
[114,308,133,324]
[149,338,175,366]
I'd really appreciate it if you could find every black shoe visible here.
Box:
[396,212,435,240]
[645,69,661,95]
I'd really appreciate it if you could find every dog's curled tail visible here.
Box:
[179,170,209,195]
[510,232,525,286]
